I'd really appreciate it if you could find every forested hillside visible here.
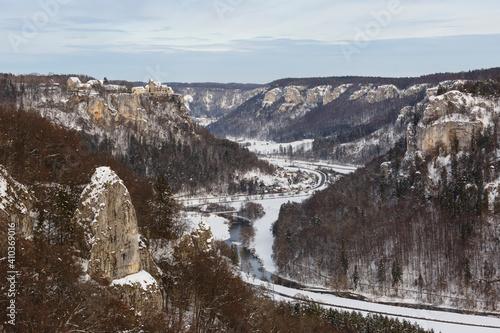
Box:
[168,82,265,118]
[0,73,272,194]
[209,68,500,165]
[0,104,433,332]
[272,77,500,311]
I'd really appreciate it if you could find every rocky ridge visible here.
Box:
[407,88,499,157]
[208,79,429,164]
[20,88,194,159]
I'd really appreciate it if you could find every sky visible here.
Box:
[1,0,500,83]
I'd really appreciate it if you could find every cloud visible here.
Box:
[1,0,500,82]
[64,27,127,33]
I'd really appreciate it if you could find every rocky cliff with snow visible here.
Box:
[208,70,500,165]
[208,79,431,141]
[273,77,500,312]
[409,89,495,156]
[73,166,163,314]
[169,83,265,118]
[20,87,193,159]
[10,77,271,194]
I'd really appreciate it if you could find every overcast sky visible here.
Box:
[1,0,499,83]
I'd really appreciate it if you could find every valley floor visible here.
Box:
[181,157,500,333]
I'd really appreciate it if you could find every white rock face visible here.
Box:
[284,86,305,104]
[0,165,33,239]
[263,88,283,107]
[73,166,163,314]
[74,167,141,281]
[18,87,195,164]
[173,86,264,117]
[414,90,497,156]
[323,84,352,105]
[306,85,331,104]
[350,84,402,103]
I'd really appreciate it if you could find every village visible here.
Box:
[235,166,318,196]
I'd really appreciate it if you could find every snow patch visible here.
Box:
[111,270,157,290]
[185,212,230,241]
[82,167,126,210]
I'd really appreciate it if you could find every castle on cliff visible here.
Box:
[132,79,174,95]
[66,77,174,95]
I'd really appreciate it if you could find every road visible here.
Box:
[175,160,330,207]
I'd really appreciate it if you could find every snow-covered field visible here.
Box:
[181,157,500,332]
[184,212,231,240]
[243,274,500,333]
[230,139,315,155]
[263,157,358,175]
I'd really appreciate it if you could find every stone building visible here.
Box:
[133,78,174,95]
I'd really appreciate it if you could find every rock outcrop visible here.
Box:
[350,84,405,103]
[74,167,141,280]
[419,121,481,156]
[323,84,352,105]
[0,166,33,239]
[413,91,490,156]
[284,86,305,104]
[20,86,194,162]
[263,88,282,107]
[208,80,420,145]
[73,167,162,314]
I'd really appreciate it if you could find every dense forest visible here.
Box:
[272,84,500,311]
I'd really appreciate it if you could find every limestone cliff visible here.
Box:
[208,80,427,146]
[0,165,34,239]
[349,84,425,103]
[263,88,283,106]
[19,88,194,161]
[73,167,162,314]
[73,167,141,280]
[408,90,495,156]
[323,84,352,105]
[210,82,355,140]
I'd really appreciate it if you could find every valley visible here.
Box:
[183,157,500,333]
[2,70,500,332]
[3,1,499,332]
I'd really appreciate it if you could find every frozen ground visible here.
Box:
[246,196,307,273]
[243,274,500,333]
[239,139,314,155]
[180,157,500,332]
[184,212,230,240]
